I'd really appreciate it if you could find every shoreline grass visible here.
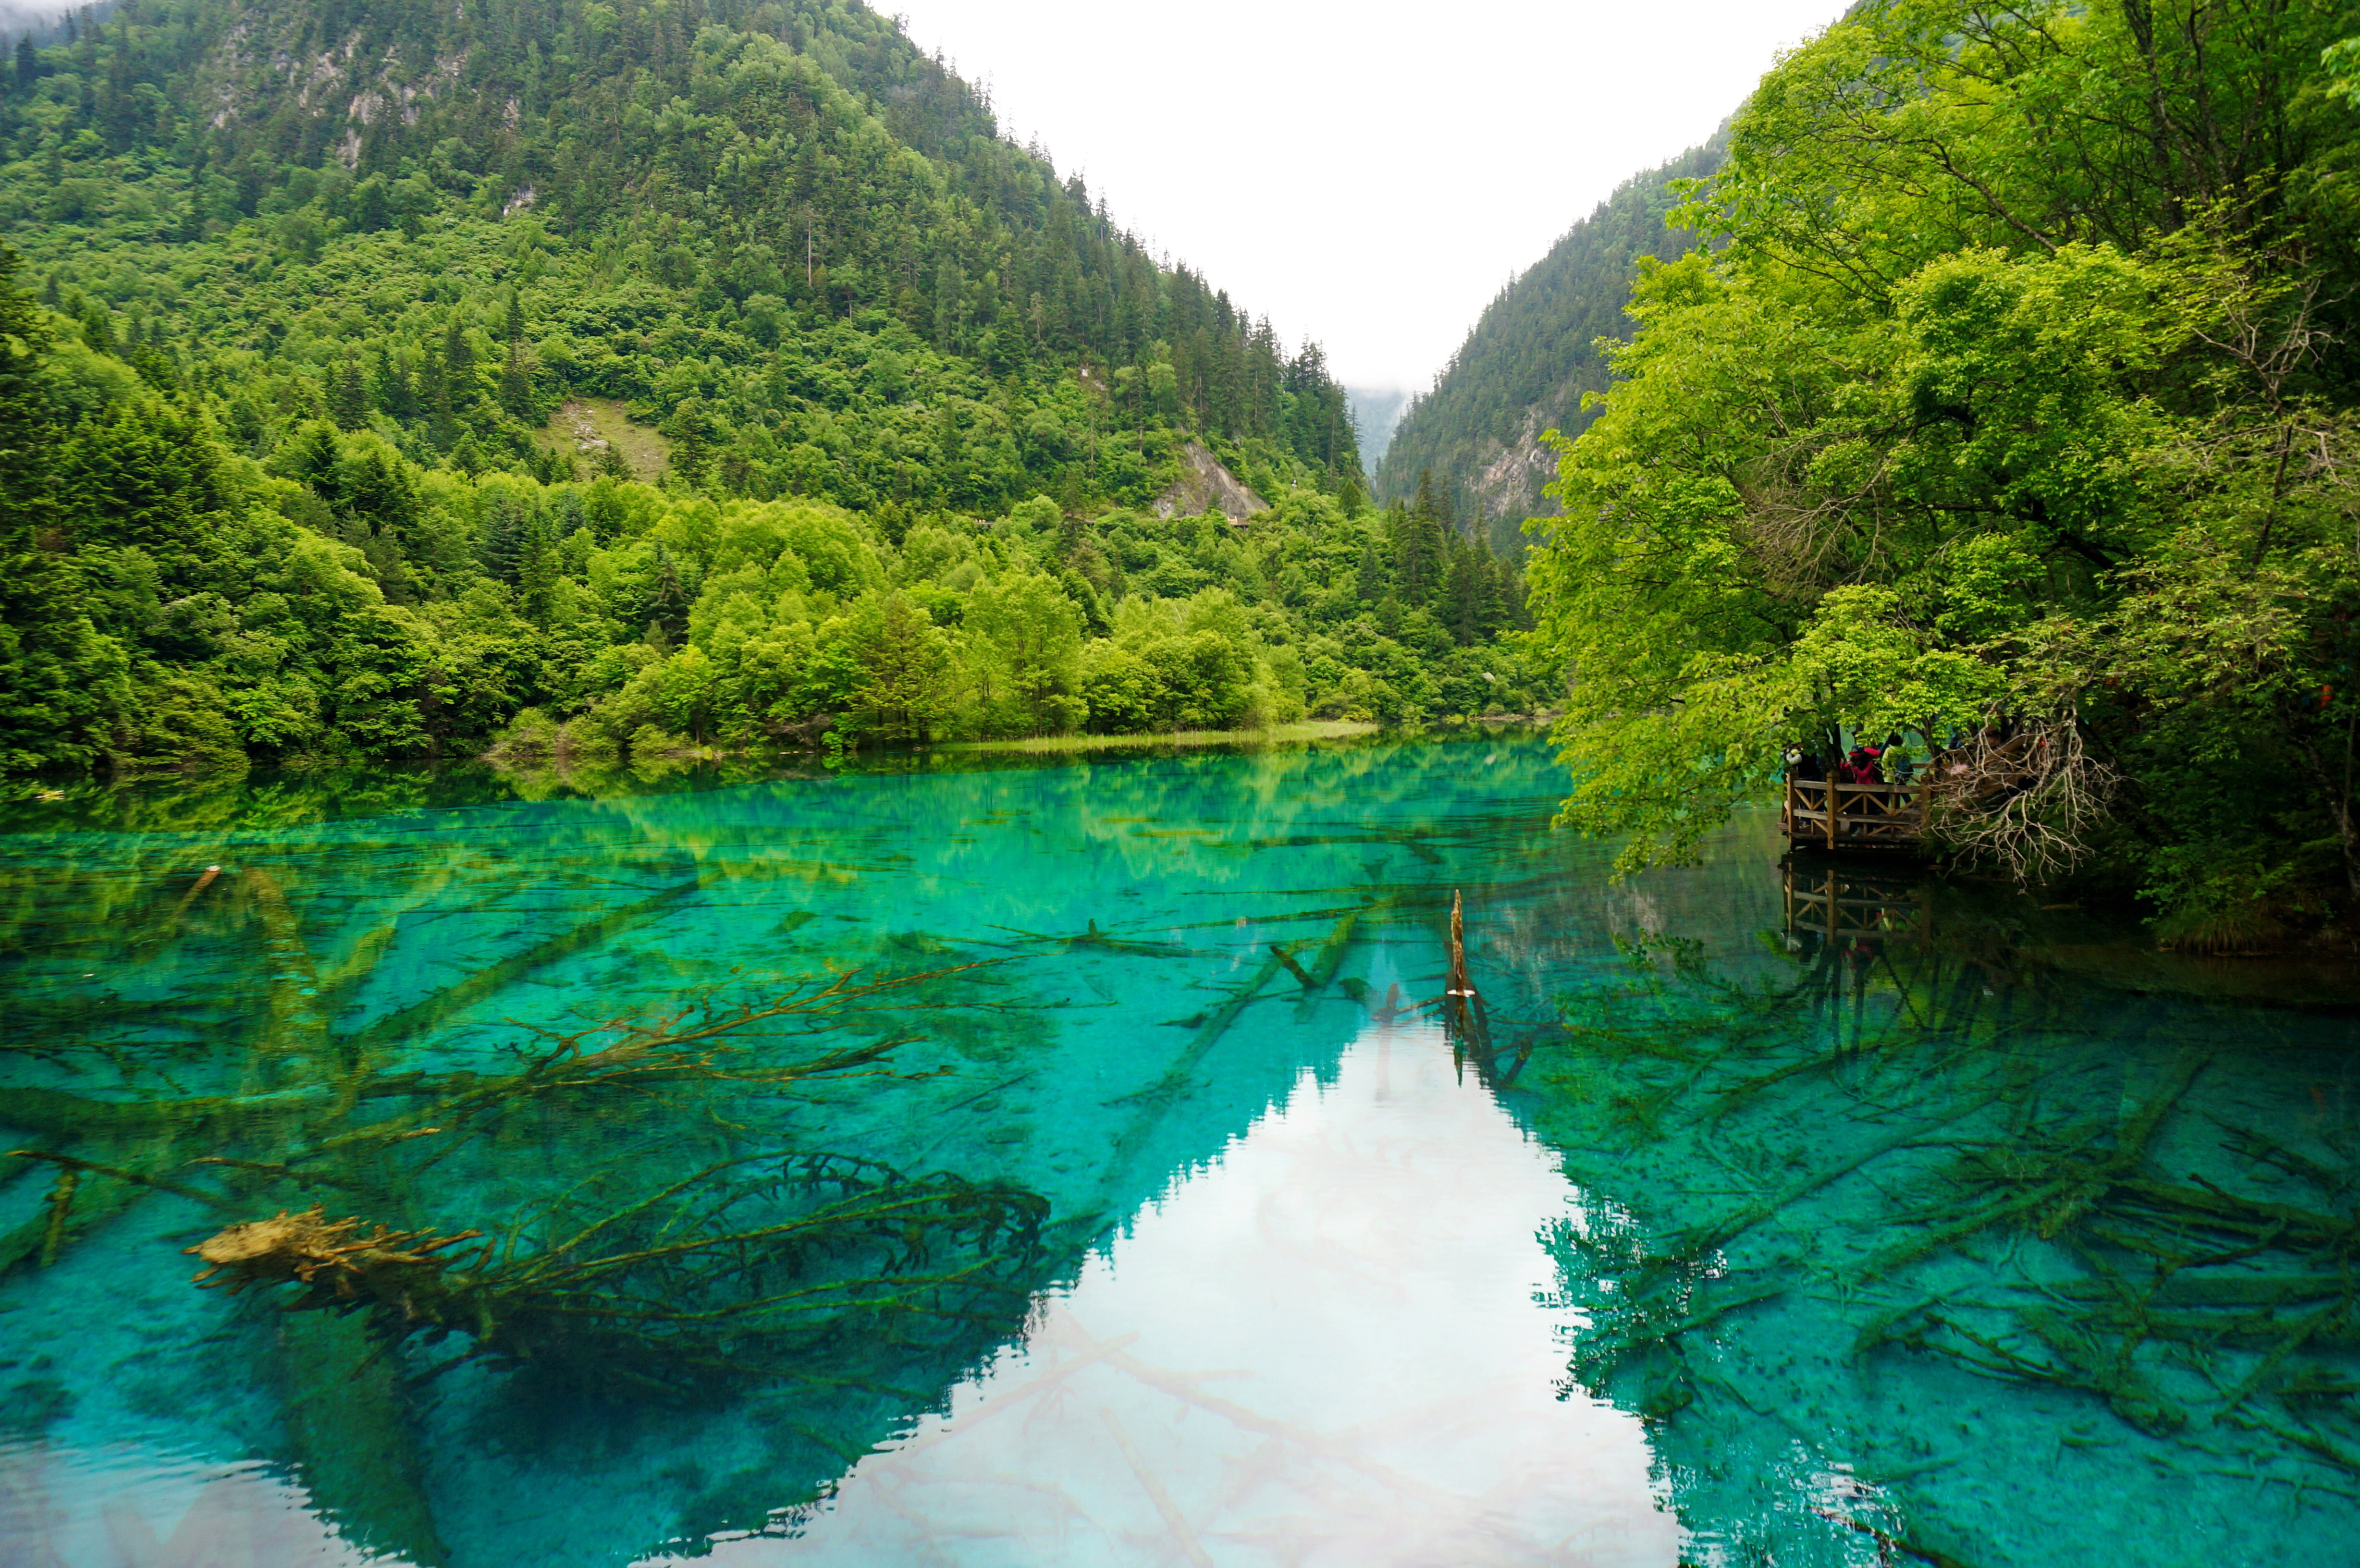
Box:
[941,721,1384,756]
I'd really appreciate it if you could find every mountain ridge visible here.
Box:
[0,0,1544,776]
[1376,137,1724,554]
[18,0,1364,506]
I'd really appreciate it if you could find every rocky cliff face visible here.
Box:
[1377,138,1725,556]
[1152,441,1268,522]
[1468,398,1581,539]
[188,3,479,163]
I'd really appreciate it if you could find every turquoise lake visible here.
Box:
[1,734,2355,1567]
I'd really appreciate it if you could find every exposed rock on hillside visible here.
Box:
[1153,442,1268,523]
[1377,139,1725,555]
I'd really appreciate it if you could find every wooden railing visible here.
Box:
[1782,775,1929,852]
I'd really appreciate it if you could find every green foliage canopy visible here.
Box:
[1527,0,2360,937]
[0,0,1538,774]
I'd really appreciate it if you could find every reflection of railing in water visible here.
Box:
[1782,860,1928,948]
[1781,775,1928,852]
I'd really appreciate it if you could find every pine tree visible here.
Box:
[499,290,532,418]
[0,250,106,771]
[516,512,558,621]
[1395,472,1451,606]
[422,343,455,450]
[371,347,415,420]
[664,400,712,485]
[355,176,389,233]
[128,337,178,393]
[646,543,690,645]
[1441,537,1509,646]
[330,355,368,430]
[479,492,527,583]
[288,421,343,509]
[442,313,474,411]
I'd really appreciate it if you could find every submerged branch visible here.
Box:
[184,1151,1051,1399]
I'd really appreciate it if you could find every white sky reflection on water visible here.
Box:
[730,1014,1677,1568]
[0,1442,379,1567]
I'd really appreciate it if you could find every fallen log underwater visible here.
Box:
[0,855,1071,1562]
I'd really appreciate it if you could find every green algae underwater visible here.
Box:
[0,734,2355,1568]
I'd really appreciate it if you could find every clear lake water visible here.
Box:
[0,734,2355,1567]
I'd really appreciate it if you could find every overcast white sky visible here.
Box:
[890,0,1844,395]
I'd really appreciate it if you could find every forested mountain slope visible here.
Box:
[1375,140,1722,554]
[16,0,1361,503]
[0,0,1536,775]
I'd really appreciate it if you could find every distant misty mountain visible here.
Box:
[0,5,69,42]
[1345,385,1411,472]
[1376,137,1725,556]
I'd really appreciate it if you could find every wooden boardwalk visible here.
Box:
[1781,776,1929,853]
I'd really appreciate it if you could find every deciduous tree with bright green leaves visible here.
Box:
[1527,0,2360,943]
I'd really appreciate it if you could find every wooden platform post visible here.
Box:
[1784,774,1931,854]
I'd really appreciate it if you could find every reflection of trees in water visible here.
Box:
[0,735,1584,1562]
[0,735,1607,1559]
[1511,860,2360,1564]
[0,851,1057,1564]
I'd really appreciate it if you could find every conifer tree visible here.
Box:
[517,512,558,621]
[330,355,368,430]
[1396,471,1451,606]
[288,422,343,508]
[480,493,527,583]
[442,314,474,410]
[371,348,415,421]
[0,251,126,768]
[499,290,531,418]
[1441,539,1481,646]
[646,547,693,648]
[422,343,454,451]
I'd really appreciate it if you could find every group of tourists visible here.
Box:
[1786,738,1916,787]
[1784,736,1926,847]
